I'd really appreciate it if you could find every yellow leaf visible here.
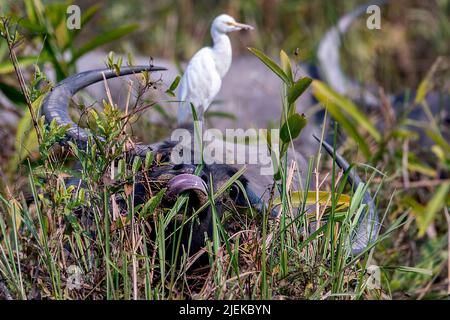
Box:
[274,191,351,209]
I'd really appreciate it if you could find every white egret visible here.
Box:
[177,14,253,124]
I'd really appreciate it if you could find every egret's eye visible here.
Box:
[229,184,240,202]
[225,21,234,26]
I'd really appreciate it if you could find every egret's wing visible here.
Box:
[177,48,220,123]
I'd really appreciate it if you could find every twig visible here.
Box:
[1,18,42,143]
[402,138,410,189]
[392,179,450,189]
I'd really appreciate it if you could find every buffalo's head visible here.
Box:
[132,149,266,256]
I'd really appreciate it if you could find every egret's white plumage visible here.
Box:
[177,14,253,124]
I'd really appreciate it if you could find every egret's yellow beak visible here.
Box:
[229,21,254,30]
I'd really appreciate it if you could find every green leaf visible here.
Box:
[418,181,450,237]
[279,50,293,83]
[144,151,154,170]
[165,75,181,97]
[425,129,450,154]
[407,161,436,177]
[117,159,126,179]
[72,4,101,39]
[139,188,166,220]
[288,77,312,105]
[71,24,139,64]
[204,111,237,121]
[55,19,69,49]
[17,19,46,33]
[132,156,142,174]
[415,78,430,104]
[8,93,46,169]
[0,55,46,74]
[312,80,381,143]
[312,80,375,158]
[169,75,181,91]
[280,113,307,143]
[274,191,351,209]
[386,266,433,276]
[248,47,292,85]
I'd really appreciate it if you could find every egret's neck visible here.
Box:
[211,31,232,78]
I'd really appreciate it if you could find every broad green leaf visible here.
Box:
[431,145,445,163]
[17,19,46,33]
[72,4,101,39]
[273,191,351,218]
[280,113,307,143]
[312,80,381,143]
[425,129,450,153]
[55,19,69,49]
[144,151,154,170]
[169,75,181,91]
[24,0,44,24]
[248,47,292,85]
[407,162,436,177]
[71,24,139,64]
[0,55,45,74]
[165,75,181,97]
[9,93,46,169]
[45,2,67,29]
[415,78,430,104]
[288,77,312,104]
[116,159,126,179]
[139,188,166,220]
[312,80,371,158]
[418,181,450,237]
[279,50,293,83]
[82,4,101,25]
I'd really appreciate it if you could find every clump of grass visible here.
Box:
[0,121,398,299]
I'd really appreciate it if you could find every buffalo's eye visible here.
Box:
[229,184,240,202]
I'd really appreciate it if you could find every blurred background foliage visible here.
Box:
[68,0,450,92]
[2,0,448,89]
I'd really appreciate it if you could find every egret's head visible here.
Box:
[211,14,254,35]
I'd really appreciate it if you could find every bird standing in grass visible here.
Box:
[177,14,253,124]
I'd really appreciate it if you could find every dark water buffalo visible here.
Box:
[42,66,379,256]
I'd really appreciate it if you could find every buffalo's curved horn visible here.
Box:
[317,0,388,107]
[42,66,166,146]
[167,173,208,198]
[313,135,380,255]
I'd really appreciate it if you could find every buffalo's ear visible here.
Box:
[229,184,241,203]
